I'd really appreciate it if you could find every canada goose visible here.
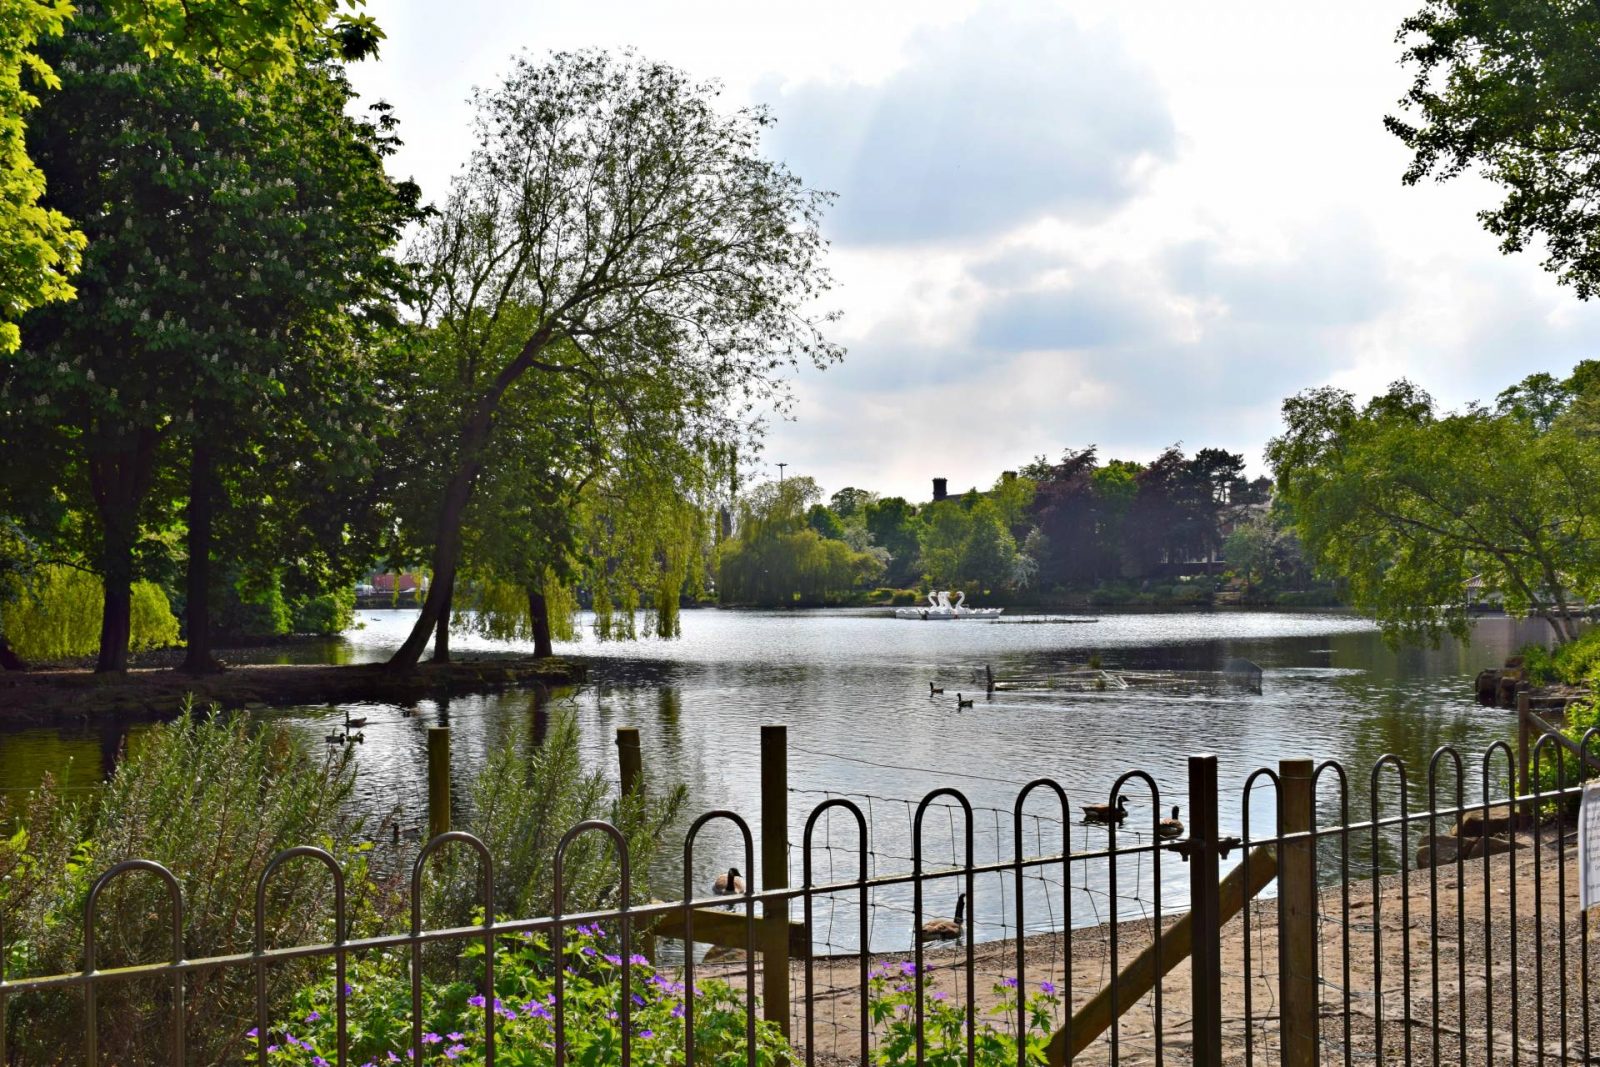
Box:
[344,712,369,728]
[929,682,944,695]
[324,732,344,745]
[711,866,745,896]
[1082,795,1129,825]
[956,693,974,709]
[390,823,422,844]
[916,893,966,942]
[1158,806,1184,839]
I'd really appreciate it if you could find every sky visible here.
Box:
[348,1,1600,502]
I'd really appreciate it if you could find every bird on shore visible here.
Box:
[1158,805,1184,839]
[711,866,745,896]
[917,893,966,942]
[956,693,974,709]
[1081,795,1129,826]
[929,681,944,695]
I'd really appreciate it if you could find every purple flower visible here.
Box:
[421,1033,442,1045]
[632,994,646,1007]
[1040,980,1057,994]
[246,1028,259,1039]
[629,953,649,966]
[638,1029,655,1039]
[900,961,917,977]
[343,983,354,996]
[1001,976,1018,989]
[603,953,623,966]
[467,995,486,1008]
[895,983,912,993]
[267,1047,280,1055]
[524,1000,552,1019]
[580,946,597,957]
[446,1032,464,1041]
[671,1002,685,1019]
[932,992,947,1001]
[313,1058,330,1067]
[306,1011,321,1022]
[445,1045,468,1060]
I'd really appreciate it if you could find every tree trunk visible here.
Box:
[388,319,564,670]
[181,441,223,674]
[430,579,453,663]
[0,635,25,671]
[528,586,553,658]
[89,432,158,673]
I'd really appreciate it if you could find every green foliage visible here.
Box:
[1387,0,1600,296]
[918,497,1019,593]
[1522,627,1600,687]
[290,585,356,635]
[0,0,83,354]
[867,961,1059,1066]
[258,925,791,1067]
[0,563,177,659]
[434,713,685,923]
[718,478,885,605]
[1267,367,1600,646]
[98,0,382,80]
[0,704,374,1065]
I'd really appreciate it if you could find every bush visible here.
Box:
[868,959,1060,1066]
[1519,642,1559,686]
[1552,626,1600,685]
[290,586,356,635]
[0,564,179,660]
[437,713,685,924]
[0,704,374,1065]
[256,923,791,1067]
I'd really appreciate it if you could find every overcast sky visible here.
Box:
[349,1,1600,502]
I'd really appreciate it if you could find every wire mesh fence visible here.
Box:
[1,722,1597,1066]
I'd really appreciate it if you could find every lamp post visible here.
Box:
[776,462,787,483]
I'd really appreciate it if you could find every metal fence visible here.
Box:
[2,719,1598,1066]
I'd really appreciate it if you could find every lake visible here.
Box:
[0,606,1543,951]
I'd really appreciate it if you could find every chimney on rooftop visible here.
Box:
[932,477,948,501]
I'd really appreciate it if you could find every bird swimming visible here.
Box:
[1081,795,1129,825]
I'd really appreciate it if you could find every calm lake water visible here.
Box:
[0,606,1544,951]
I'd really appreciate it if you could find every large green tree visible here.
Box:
[385,49,840,668]
[1387,0,1600,296]
[0,11,414,671]
[1267,367,1600,644]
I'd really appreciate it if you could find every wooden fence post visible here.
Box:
[761,725,791,1038]
[1517,691,1532,823]
[1189,754,1223,1067]
[616,726,642,798]
[427,726,451,839]
[1278,758,1318,1067]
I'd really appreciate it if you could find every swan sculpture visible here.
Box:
[893,590,1003,620]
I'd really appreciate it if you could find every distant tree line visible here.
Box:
[713,446,1313,607]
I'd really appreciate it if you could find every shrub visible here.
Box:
[1519,642,1559,685]
[434,713,685,924]
[255,923,790,1066]
[0,704,376,1065]
[1552,626,1600,685]
[0,564,180,660]
[290,586,357,635]
[867,959,1060,1066]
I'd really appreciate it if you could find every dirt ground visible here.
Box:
[695,822,1599,1065]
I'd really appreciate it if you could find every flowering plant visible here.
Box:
[252,923,791,1066]
[866,960,1059,1067]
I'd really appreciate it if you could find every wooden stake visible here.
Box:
[616,726,642,798]
[1279,758,1318,1067]
[427,726,451,840]
[761,725,791,1038]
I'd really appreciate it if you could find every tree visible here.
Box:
[829,486,874,520]
[1267,367,1600,644]
[1387,0,1600,296]
[0,0,382,354]
[917,497,1018,594]
[806,503,845,540]
[863,496,921,586]
[0,0,83,354]
[386,49,840,668]
[718,477,882,605]
[1,12,415,671]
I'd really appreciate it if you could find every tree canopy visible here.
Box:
[1267,364,1600,644]
[1387,0,1600,296]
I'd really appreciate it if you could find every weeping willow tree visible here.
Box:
[718,476,886,606]
[435,323,729,657]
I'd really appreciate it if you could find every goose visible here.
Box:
[1081,795,1129,826]
[916,893,966,942]
[324,731,345,745]
[344,712,369,729]
[956,693,974,709]
[390,823,422,844]
[711,866,745,896]
[1158,806,1184,839]
[929,682,944,695]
